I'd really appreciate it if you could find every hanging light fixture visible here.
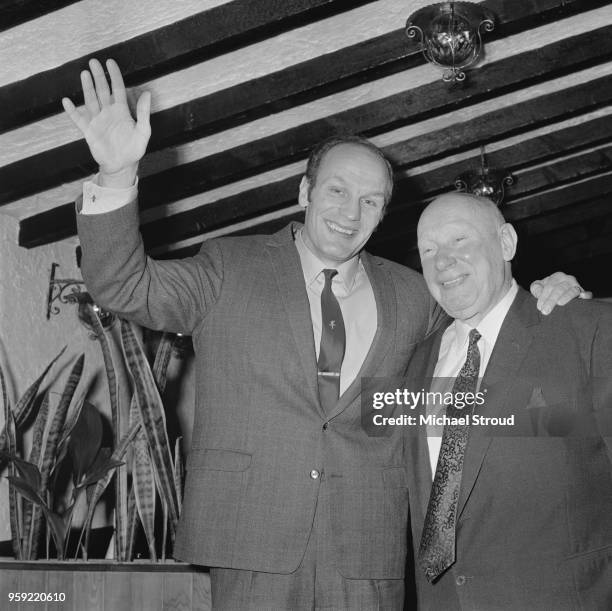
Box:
[455,146,514,205]
[406,2,495,83]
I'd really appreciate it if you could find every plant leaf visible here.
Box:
[0,363,8,436]
[173,436,183,516]
[38,355,84,493]
[80,304,120,440]
[27,393,50,472]
[56,388,88,461]
[1,453,42,492]
[152,333,176,395]
[121,321,179,532]
[81,420,140,558]
[0,347,67,455]
[68,400,103,486]
[159,491,168,561]
[3,400,21,559]
[125,485,139,561]
[43,508,69,560]
[80,457,125,488]
[81,303,128,560]
[83,446,111,492]
[51,389,88,490]
[32,355,84,559]
[131,397,156,560]
[22,392,50,558]
[7,476,46,507]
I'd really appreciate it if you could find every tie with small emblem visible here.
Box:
[418,328,482,582]
[317,269,346,413]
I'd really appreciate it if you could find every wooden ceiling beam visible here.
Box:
[506,144,612,199]
[159,168,612,261]
[2,11,611,207]
[17,102,612,250]
[392,118,612,205]
[14,51,612,247]
[0,0,377,133]
[146,139,612,251]
[0,0,80,33]
[368,170,612,258]
[2,0,604,134]
[516,195,612,237]
[504,172,612,222]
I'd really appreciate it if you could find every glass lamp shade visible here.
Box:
[455,168,514,206]
[406,2,495,82]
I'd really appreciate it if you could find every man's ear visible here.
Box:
[500,223,518,262]
[298,176,310,209]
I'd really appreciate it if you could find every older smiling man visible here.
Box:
[64,59,586,609]
[406,193,612,611]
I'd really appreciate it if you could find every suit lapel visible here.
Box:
[265,224,324,417]
[457,288,540,516]
[328,252,396,419]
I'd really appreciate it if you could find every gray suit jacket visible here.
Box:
[77,200,443,578]
[405,288,612,610]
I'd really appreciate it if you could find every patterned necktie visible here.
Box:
[418,328,482,582]
[317,269,346,413]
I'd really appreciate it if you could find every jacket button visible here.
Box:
[310,470,320,479]
[322,422,329,430]
[455,575,466,586]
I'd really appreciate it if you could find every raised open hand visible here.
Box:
[62,58,151,187]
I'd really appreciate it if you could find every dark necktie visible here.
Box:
[317,269,346,413]
[418,328,482,582]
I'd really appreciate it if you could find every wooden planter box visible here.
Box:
[0,559,210,611]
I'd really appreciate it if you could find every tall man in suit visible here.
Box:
[406,192,612,610]
[63,58,584,609]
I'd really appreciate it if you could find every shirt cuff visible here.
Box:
[81,174,138,214]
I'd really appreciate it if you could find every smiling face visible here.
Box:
[417,193,517,326]
[299,143,390,266]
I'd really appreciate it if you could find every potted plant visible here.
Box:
[0,297,210,610]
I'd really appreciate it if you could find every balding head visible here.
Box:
[417,192,517,325]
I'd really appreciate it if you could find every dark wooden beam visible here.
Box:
[156,212,306,259]
[159,168,612,262]
[3,13,611,209]
[378,169,612,249]
[143,127,612,252]
[511,208,612,291]
[0,0,80,32]
[153,93,612,252]
[15,32,612,248]
[518,195,612,236]
[386,141,612,234]
[0,0,377,133]
[141,177,301,249]
[508,145,612,199]
[2,0,604,134]
[514,202,612,273]
[396,119,612,199]
[504,172,612,223]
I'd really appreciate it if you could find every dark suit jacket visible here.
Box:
[77,200,444,579]
[405,288,612,610]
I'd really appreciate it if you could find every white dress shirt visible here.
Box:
[295,230,377,396]
[81,176,137,213]
[427,280,519,476]
[81,180,378,397]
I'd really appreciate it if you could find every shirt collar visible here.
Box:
[453,279,519,351]
[294,228,360,291]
